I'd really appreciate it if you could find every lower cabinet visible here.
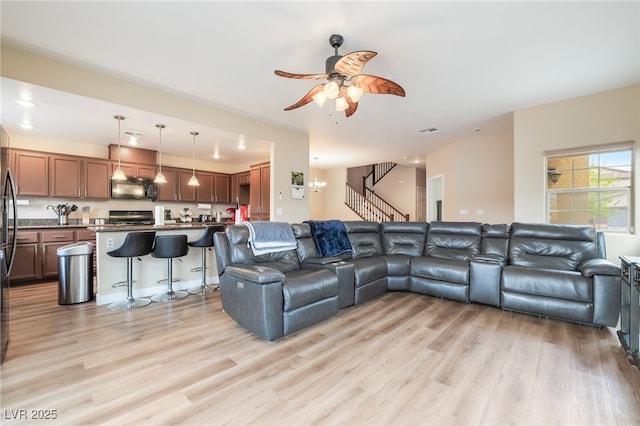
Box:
[9,228,95,281]
[10,231,39,280]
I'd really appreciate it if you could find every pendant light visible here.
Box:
[111,115,127,180]
[154,123,167,184]
[309,157,327,192]
[187,131,200,186]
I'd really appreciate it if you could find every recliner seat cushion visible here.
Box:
[410,257,469,284]
[349,257,388,287]
[502,265,592,302]
[283,269,339,311]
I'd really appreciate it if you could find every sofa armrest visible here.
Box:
[301,261,355,308]
[579,258,620,278]
[301,256,343,265]
[224,265,286,284]
[472,253,506,265]
[470,255,505,307]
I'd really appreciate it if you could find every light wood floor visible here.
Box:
[1,281,639,426]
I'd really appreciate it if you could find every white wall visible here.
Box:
[1,44,310,224]
[425,126,514,224]
[513,84,640,261]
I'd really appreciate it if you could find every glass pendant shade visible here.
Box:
[187,175,200,186]
[154,172,167,184]
[323,81,340,99]
[111,167,127,181]
[188,131,200,186]
[154,123,166,184]
[111,114,127,180]
[335,96,349,112]
[347,85,364,102]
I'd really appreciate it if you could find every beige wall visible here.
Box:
[1,44,310,223]
[514,84,640,261]
[425,127,515,224]
[370,165,418,221]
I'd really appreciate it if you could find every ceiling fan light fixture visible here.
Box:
[323,81,340,99]
[312,91,327,107]
[335,96,349,112]
[347,85,364,103]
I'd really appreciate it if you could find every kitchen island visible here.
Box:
[90,222,226,305]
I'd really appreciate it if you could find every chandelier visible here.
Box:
[309,157,327,192]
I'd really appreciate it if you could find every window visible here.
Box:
[545,141,634,233]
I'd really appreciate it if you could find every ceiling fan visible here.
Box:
[274,34,406,118]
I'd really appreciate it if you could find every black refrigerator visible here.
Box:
[1,125,18,363]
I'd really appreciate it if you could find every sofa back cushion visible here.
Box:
[424,221,482,261]
[291,223,318,262]
[225,224,300,273]
[481,223,510,257]
[343,221,382,258]
[508,222,597,271]
[381,222,428,256]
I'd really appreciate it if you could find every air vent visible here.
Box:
[418,127,439,134]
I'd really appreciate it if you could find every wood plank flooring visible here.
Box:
[1,281,639,425]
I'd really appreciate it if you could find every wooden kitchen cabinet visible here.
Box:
[156,167,196,202]
[231,171,250,205]
[50,155,82,198]
[214,173,230,203]
[249,162,270,221]
[196,171,214,203]
[8,231,40,280]
[85,159,111,199]
[9,229,90,281]
[41,230,75,278]
[13,150,49,197]
[113,162,156,179]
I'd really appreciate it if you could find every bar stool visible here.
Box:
[188,225,223,295]
[107,231,156,311]
[151,234,189,303]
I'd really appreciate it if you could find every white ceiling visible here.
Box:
[1,1,638,170]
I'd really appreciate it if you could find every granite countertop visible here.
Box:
[17,220,229,231]
[88,222,229,233]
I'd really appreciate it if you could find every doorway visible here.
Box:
[427,175,443,222]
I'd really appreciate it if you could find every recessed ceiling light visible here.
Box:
[19,122,34,129]
[15,98,37,107]
[418,128,439,134]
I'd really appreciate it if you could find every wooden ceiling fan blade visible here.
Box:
[275,70,328,80]
[352,74,406,97]
[283,84,325,111]
[335,51,377,76]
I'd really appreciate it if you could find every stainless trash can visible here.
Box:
[57,242,94,305]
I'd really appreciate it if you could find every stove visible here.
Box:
[108,210,154,225]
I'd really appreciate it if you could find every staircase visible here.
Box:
[345,162,410,222]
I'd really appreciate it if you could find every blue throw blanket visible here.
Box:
[243,221,297,256]
[305,220,353,257]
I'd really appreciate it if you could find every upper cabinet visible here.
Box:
[197,171,230,203]
[9,147,239,203]
[50,154,82,198]
[156,167,197,202]
[13,150,49,196]
[250,162,270,221]
[85,159,112,199]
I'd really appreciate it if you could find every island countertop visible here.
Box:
[93,223,227,305]
[89,222,228,233]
